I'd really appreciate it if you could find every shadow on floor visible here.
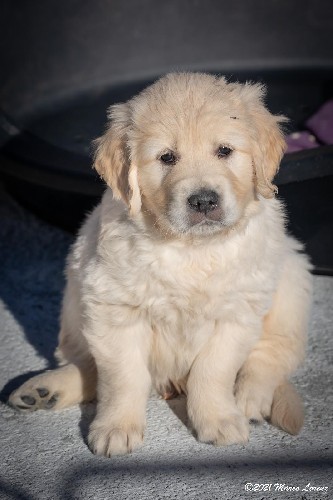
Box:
[0,188,73,398]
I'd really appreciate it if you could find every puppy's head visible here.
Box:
[94,73,286,236]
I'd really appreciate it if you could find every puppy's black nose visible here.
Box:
[187,190,219,214]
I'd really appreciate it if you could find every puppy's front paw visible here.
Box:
[195,411,249,446]
[88,419,145,457]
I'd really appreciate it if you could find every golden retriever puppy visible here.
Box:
[9,73,312,456]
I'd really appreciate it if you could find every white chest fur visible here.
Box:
[79,196,285,390]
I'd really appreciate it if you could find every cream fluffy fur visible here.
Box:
[9,73,312,457]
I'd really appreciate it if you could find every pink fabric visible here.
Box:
[285,99,333,153]
[286,131,319,154]
[306,100,333,145]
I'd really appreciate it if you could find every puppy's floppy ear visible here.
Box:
[242,83,287,198]
[93,103,141,215]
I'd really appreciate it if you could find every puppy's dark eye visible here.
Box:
[217,146,233,158]
[160,151,177,165]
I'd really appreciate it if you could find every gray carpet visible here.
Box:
[0,184,332,500]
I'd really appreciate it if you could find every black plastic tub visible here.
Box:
[0,1,332,274]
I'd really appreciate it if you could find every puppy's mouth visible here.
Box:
[188,207,223,227]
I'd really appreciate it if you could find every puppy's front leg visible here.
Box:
[187,321,258,446]
[85,315,151,457]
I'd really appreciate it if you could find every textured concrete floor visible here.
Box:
[0,186,332,500]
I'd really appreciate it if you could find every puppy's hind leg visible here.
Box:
[235,248,312,434]
[9,328,97,411]
[9,274,97,411]
[9,362,95,411]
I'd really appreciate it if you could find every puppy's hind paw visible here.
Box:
[235,375,274,423]
[196,412,249,446]
[9,385,59,411]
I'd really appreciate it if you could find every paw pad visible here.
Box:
[9,387,59,411]
[36,388,49,398]
[20,395,36,406]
